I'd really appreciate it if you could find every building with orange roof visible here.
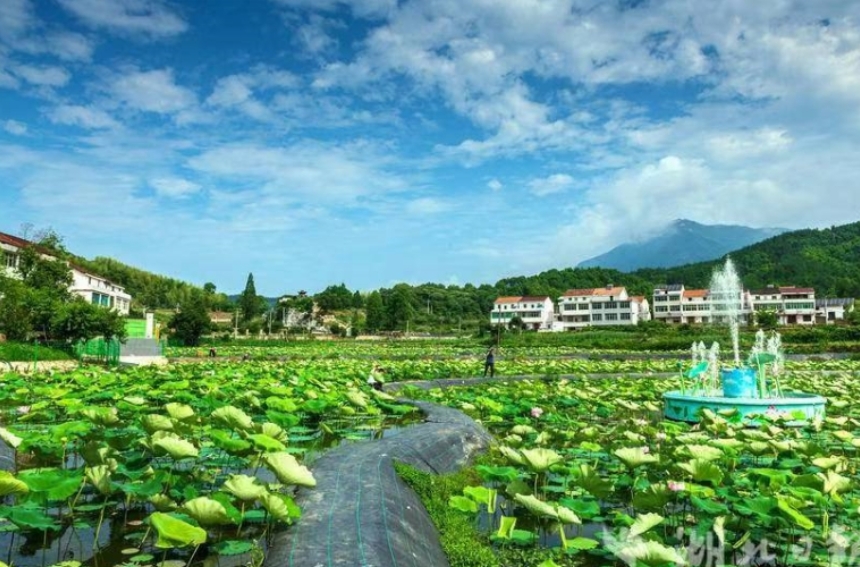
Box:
[491,295,555,330]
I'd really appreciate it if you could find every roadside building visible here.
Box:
[556,285,646,330]
[815,298,855,324]
[490,296,555,330]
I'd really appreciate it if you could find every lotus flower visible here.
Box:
[667,481,686,492]
[531,407,544,418]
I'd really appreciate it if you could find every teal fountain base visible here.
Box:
[663,391,826,426]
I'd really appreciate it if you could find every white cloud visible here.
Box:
[3,119,27,135]
[150,177,201,198]
[405,197,449,215]
[0,0,33,41]
[187,141,408,204]
[111,68,196,114]
[56,0,188,38]
[43,31,95,61]
[48,104,119,129]
[527,173,574,197]
[12,63,70,87]
[487,178,502,191]
[269,0,397,18]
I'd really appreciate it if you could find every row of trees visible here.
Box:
[0,233,126,344]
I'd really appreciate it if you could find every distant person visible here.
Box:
[242,352,251,361]
[483,347,496,378]
[368,364,385,391]
[208,348,217,358]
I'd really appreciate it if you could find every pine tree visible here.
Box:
[239,273,262,323]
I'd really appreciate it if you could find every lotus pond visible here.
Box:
[403,366,860,567]
[0,362,421,567]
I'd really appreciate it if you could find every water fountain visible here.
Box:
[663,258,826,425]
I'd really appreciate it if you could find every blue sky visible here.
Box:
[1,0,859,296]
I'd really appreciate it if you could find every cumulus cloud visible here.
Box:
[150,177,201,198]
[405,197,449,215]
[110,68,196,114]
[527,173,575,197]
[56,0,188,38]
[48,104,119,129]
[12,64,70,87]
[487,178,502,191]
[3,119,27,135]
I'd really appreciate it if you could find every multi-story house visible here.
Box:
[749,286,816,325]
[491,296,555,330]
[815,298,855,324]
[652,284,753,325]
[1,231,132,315]
[556,285,649,330]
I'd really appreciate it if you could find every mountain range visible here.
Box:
[578,219,788,272]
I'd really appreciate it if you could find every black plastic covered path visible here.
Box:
[264,400,493,567]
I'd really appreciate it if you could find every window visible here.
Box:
[578,304,589,311]
[654,295,668,302]
[592,302,603,310]
[605,301,618,309]
[4,253,18,269]
[620,313,631,320]
[606,313,618,321]
[564,304,577,311]
[592,314,603,321]
[619,301,630,309]
[655,306,668,312]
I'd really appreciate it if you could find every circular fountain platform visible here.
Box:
[663,391,826,426]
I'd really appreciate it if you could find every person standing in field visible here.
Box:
[367,364,385,391]
[483,346,496,378]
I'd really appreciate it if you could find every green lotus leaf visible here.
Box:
[555,504,581,525]
[0,427,23,449]
[148,512,207,549]
[212,406,254,431]
[0,471,29,497]
[258,422,288,442]
[691,495,728,515]
[520,447,563,472]
[740,429,772,441]
[80,406,120,426]
[142,414,174,434]
[776,496,814,531]
[832,430,853,442]
[612,539,687,567]
[475,465,519,483]
[819,470,850,496]
[734,496,775,518]
[85,465,113,496]
[249,433,287,452]
[496,515,516,539]
[213,540,257,556]
[559,498,600,519]
[0,503,60,530]
[123,396,146,406]
[19,468,82,501]
[449,495,478,514]
[566,537,599,551]
[262,452,316,487]
[613,447,658,468]
[346,389,369,408]
[713,516,726,545]
[148,493,178,512]
[631,485,671,511]
[463,486,497,513]
[629,512,664,539]
[511,424,536,435]
[152,434,199,460]
[223,474,268,501]
[681,444,723,462]
[537,559,562,567]
[812,457,843,470]
[498,446,525,465]
[514,494,557,519]
[709,438,744,451]
[677,459,724,486]
[165,403,195,421]
[182,497,233,526]
[209,429,252,454]
[261,492,301,523]
[578,464,613,499]
[749,468,794,489]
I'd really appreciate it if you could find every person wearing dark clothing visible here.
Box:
[483,347,496,377]
[208,348,217,357]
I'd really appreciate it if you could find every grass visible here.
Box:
[0,342,74,362]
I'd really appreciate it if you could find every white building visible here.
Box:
[1,231,132,315]
[816,298,855,324]
[749,286,816,326]
[557,285,649,330]
[491,296,555,330]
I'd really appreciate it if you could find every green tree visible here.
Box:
[239,273,263,323]
[169,293,212,346]
[52,299,127,344]
[387,284,414,330]
[365,291,385,332]
[352,291,364,309]
[0,276,32,341]
[315,283,354,312]
[755,310,779,330]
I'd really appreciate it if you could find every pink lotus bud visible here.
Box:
[530,407,544,418]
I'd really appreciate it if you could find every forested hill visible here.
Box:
[630,221,860,297]
[72,256,231,311]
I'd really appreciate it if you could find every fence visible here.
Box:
[73,338,121,365]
